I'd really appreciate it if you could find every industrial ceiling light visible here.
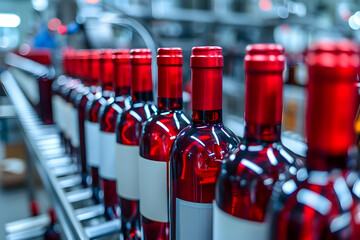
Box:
[0,13,21,28]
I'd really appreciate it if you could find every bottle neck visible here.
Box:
[306,150,349,171]
[132,91,153,103]
[191,67,222,111]
[157,97,182,111]
[244,72,283,143]
[115,86,131,97]
[192,109,222,124]
[244,122,281,143]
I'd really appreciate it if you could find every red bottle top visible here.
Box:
[74,50,82,79]
[130,48,153,94]
[89,49,101,84]
[157,47,183,99]
[78,50,90,81]
[306,40,359,157]
[190,46,223,111]
[62,49,70,76]
[244,44,285,126]
[100,49,115,88]
[114,49,131,92]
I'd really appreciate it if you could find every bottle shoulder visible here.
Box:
[142,110,189,136]
[116,102,157,145]
[122,102,156,121]
[140,111,190,160]
[220,142,301,181]
[171,123,240,160]
[269,169,360,239]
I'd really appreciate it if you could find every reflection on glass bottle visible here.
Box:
[116,49,157,240]
[139,48,189,240]
[214,44,302,240]
[268,40,360,240]
[170,46,240,240]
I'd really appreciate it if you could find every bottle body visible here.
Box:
[169,111,239,240]
[116,97,157,239]
[39,76,54,124]
[85,91,103,202]
[268,40,360,240]
[139,105,189,240]
[100,95,131,219]
[269,168,360,240]
[214,139,301,240]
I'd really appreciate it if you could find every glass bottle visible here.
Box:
[139,48,189,240]
[116,49,157,239]
[85,49,115,202]
[169,46,240,240]
[99,49,132,220]
[75,49,101,186]
[268,40,360,240]
[213,44,302,239]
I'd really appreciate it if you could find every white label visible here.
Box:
[85,121,100,167]
[213,201,269,240]
[99,131,117,180]
[71,108,80,147]
[176,198,213,240]
[115,144,139,200]
[57,98,66,131]
[64,102,73,139]
[139,157,168,222]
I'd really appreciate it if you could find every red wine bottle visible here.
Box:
[60,70,79,154]
[169,46,240,240]
[99,49,131,220]
[139,48,189,240]
[71,50,98,186]
[68,51,87,161]
[85,49,115,202]
[52,50,70,139]
[268,40,360,240]
[44,208,61,240]
[116,49,157,239]
[213,44,302,239]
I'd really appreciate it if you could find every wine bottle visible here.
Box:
[139,48,189,240]
[268,40,360,240]
[213,44,302,240]
[116,49,157,239]
[99,49,131,220]
[169,46,240,240]
[85,49,115,202]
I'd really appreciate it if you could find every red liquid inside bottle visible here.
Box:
[116,49,157,239]
[99,49,131,220]
[44,208,61,240]
[268,40,360,240]
[39,74,54,125]
[139,48,189,240]
[61,76,79,155]
[169,46,240,240]
[71,50,98,186]
[214,44,302,239]
[85,49,111,202]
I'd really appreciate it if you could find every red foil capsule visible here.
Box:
[79,50,90,81]
[100,49,115,88]
[131,49,153,93]
[306,40,359,157]
[190,46,223,111]
[114,49,131,90]
[244,44,285,126]
[90,50,101,83]
[157,47,183,99]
